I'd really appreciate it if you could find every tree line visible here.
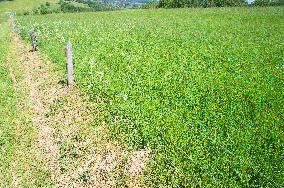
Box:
[143,0,284,8]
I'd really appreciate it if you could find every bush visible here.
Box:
[31,3,60,15]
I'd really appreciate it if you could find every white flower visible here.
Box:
[123,93,128,101]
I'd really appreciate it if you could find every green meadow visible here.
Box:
[16,7,284,186]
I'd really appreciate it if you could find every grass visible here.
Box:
[0,0,58,23]
[0,21,16,187]
[0,0,57,14]
[0,21,53,187]
[14,6,284,187]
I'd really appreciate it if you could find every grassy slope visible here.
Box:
[0,0,57,23]
[0,0,57,14]
[17,7,284,187]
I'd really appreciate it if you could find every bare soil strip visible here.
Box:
[8,35,150,187]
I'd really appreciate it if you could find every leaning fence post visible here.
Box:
[9,14,15,32]
[65,41,74,86]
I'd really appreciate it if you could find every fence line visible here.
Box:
[7,13,73,86]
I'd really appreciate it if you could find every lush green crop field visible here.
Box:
[18,7,284,187]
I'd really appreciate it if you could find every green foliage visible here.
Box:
[157,0,247,8]
[18,7,284,187]
[141,1,159,9]
[0,0,58,21]
[58,0,113,12]
[19,0,113,15]
[0,0,58,14]
[72,0,114,11]
[252,0,284,6]
[32,2,60,15]
[59,0,89,13]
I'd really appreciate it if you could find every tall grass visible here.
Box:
[18,7,284,186]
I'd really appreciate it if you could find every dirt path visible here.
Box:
[7,34,150,187]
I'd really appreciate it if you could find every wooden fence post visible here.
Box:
[65,41,74,86]
[29,28,37,52]
[9,14,15,32]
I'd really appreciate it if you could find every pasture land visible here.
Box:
[11,6,284,187]
[0,0,57,14]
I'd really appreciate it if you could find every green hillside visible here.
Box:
[0,0,57,14]
[0,0,57,23]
